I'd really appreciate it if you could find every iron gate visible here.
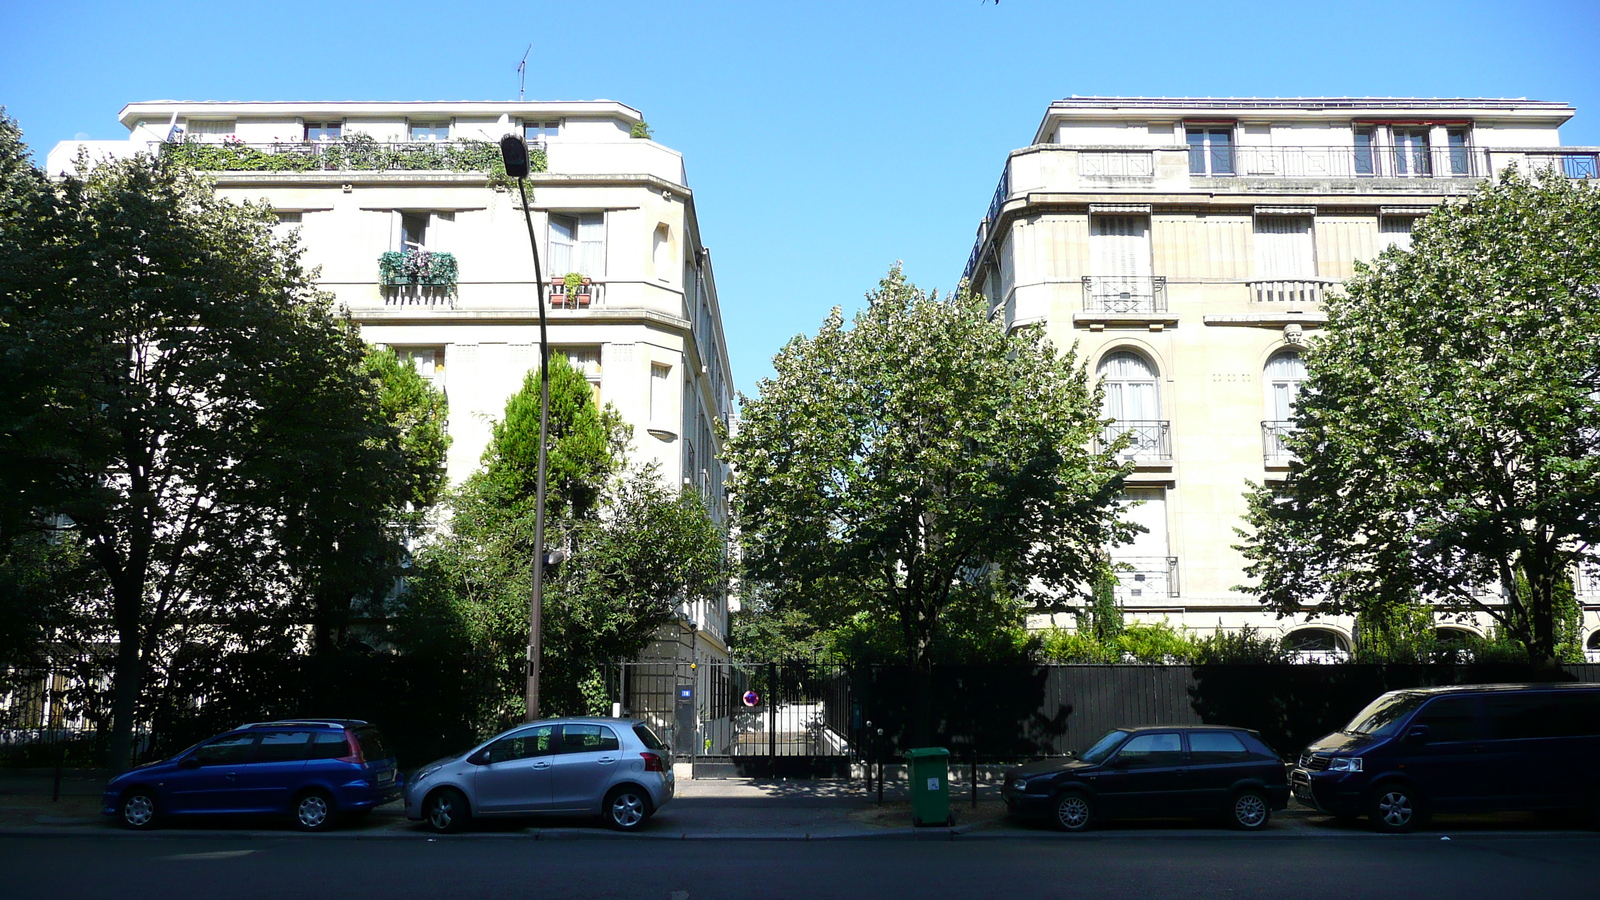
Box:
[609,660,856,778]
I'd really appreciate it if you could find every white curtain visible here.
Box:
[578,213,606,277]
[1115,488,1168,557]
[1099,351,1160,421]
[1090,216,1152,277]
[1254,216,1316,279]
[1264,352,1306,420]
[549,215,576,275]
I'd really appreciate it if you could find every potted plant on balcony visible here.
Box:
[560,271,587,309]
[574,276,592,308]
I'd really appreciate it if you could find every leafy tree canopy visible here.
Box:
[726,265,1133,670]
[1236,170,1600,665]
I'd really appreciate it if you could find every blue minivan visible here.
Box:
[103,719,402,831]
[1293,683,1600,832]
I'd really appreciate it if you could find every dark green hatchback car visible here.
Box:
[1004,725,1290,831]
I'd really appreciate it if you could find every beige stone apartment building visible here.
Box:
[960,97,1600,658]
[48,100,736,664]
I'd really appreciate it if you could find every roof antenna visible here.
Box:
[517,44,531,101]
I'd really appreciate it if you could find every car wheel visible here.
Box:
[1368,783,1424,833]
[1229,789,1271,831]
[119,789,160,830]
[292,789,337,832]
[605,786,652,832]
[1051,791,1093,832]
[423,788,469,834]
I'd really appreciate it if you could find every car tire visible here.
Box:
[423,788,470,834]
[118,788,160,831]
[292,789,337,832]
[1368,783,1424,834]
[604,786,653,832]
[1051,790,1094,832]
[1228,789,1271,831]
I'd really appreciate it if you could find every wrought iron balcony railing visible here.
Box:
[1098,420,1172,461]
[1195,145,1489,180]
[1523,151,1599,179]
[1262,420,1297,465]
[1082,276,1168,314]
[1110,556,1180,600]
[1247,279,1334,304]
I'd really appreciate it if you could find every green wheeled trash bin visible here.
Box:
[905,747,952,827]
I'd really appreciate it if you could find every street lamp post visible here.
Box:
[500,134,550,722]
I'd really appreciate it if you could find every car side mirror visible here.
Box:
[1405,725,1431,744]
[178,757,202,769]
[467,748,491,766]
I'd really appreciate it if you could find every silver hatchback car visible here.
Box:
[404,717,673,833]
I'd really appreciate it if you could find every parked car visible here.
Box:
[1293,683,1600,832]
[404,717,673,833]
[103,719,401,831]
[1003,725,1290,832]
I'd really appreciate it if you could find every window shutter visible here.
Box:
[1254,216,1315,279]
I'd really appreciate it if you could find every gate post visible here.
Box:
[768,661,777,773]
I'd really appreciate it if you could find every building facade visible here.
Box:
[49,100,736,662]
[961,97,1600,657]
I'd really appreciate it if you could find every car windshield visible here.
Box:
[1079,730,1128,764]
[1345,692,1429,737]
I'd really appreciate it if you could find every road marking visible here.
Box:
[163,850,259,861]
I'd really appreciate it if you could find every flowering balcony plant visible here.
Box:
[378,250,458,290]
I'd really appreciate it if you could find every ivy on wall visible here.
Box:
[379,250,458,291]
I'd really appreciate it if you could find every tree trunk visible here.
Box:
[106,597,143,774]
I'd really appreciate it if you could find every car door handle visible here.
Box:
[598,756,617,765]
[532,761,552,769]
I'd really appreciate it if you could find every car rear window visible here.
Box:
[308,731,350,759]
[355,727,393,761]
[254,730,315,762]
[1188,731,1249,759]
[632,723,665,751]
[560,724,620,753]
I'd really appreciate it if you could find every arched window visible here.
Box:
[1285,628,1350,653]
[1435,627,1477,645]
[1586,631,1600,663]
[1264,352,1307,422]
[1098,351,1160,422]
[1098,351,1166,460]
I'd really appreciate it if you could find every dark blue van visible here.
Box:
[1293,684,1600,832]
[103,719,401,831]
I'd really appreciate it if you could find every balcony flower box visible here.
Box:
[379,250,458,290]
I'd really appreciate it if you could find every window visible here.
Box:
[650,363,673,427]
[409,123,449,141]
[1354,127,1377,177]
[185,119,236,141]
[549,213,605,278]
[1098,351,1160,422]
[561,346,602,404]
[254,731,315,762]
[401,213,429,252]
[1447,128,1471,176]
[1485,693,1600,740]
[1188,731,1249,760]
[483,725,556,763]
[1380,216,1419,252]
[1088,215,1154,310]
[1186,125,1234,175]
[1114,732,1184,766]
[559,724,620,753]
[1412,696,1480,743]
[1392,128,1431,176]
[1254,216,1317,279]
[1265,352,1306,422]
[394,346,446,384]
[309,731,351,760]
[525,120,560,141]
[653,224,671,280]
[305,122,342,142]
[633,723,665,750]
[193,733,258,766]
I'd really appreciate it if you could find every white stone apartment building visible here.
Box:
[960,97,1600,658]
[48,100,736,663]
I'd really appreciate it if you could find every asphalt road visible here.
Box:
[4,832,1598,900]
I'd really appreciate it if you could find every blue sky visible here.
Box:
[4,0,1598,395]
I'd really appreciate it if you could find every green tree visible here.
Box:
[1236,170,1600,665]
[0,141,416,769]
[397,355,725,728]
[726,266,1133,675]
